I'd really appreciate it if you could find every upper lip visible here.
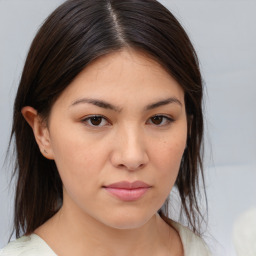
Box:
[104,181,151,189]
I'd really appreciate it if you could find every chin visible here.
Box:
[99,210,155,230]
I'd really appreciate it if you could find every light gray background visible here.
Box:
[1,1,255,255]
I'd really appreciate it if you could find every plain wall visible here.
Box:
[1,1,256,255]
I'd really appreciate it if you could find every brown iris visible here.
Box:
[150,116,163,125]
[90,116,102,126]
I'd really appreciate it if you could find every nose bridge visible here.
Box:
[123,124,143,152]
[111,122,148,170]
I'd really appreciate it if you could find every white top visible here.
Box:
[233,207,256,256]
[0,222,211,256]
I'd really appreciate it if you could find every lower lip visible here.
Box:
[104,187,150,201]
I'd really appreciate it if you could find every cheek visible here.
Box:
[157,142,184,177]
[51,138,107,210]
[49,129,108,188]
[152,132,186,190]
[157,129,186,166]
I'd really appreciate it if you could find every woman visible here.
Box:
[0,0,210,255]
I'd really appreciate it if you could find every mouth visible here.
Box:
[103,181,152,201]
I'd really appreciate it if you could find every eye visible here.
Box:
[147,115,173,126]
[82,115,110,127]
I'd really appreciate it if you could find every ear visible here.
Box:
[21,106,54,160]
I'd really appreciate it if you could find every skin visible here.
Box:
[22,48,187,256]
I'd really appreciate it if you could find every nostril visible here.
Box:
[110,139,149,171]
[118,162,145,172]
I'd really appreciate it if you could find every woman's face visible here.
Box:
[46,49,187,229]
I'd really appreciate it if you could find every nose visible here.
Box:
[110,125,149,171]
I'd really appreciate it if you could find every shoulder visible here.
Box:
[171,221,211,256]
[233,207,256,256]
[0,234,56,256]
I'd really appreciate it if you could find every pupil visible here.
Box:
[91,116,102,126]
[152,116,162,125]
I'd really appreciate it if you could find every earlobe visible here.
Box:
[21,106,54,160]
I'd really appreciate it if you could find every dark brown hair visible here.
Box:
[10,0,206,238]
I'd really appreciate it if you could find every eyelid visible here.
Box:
[80,114,174,128]
[146,114,174,126]
[81,115,111,127]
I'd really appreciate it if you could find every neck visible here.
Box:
[35,199,181,256]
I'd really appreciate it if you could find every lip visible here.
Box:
[103,181,151,201]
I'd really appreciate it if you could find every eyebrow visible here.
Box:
[70,98,122,112]
[144,97,182,110]
[70,97,182,112]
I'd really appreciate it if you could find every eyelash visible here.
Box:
[146,115,174,126]
[81,115,111,127]
[81,115,174,128]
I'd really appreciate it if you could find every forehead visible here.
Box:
[54,48,184,107]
